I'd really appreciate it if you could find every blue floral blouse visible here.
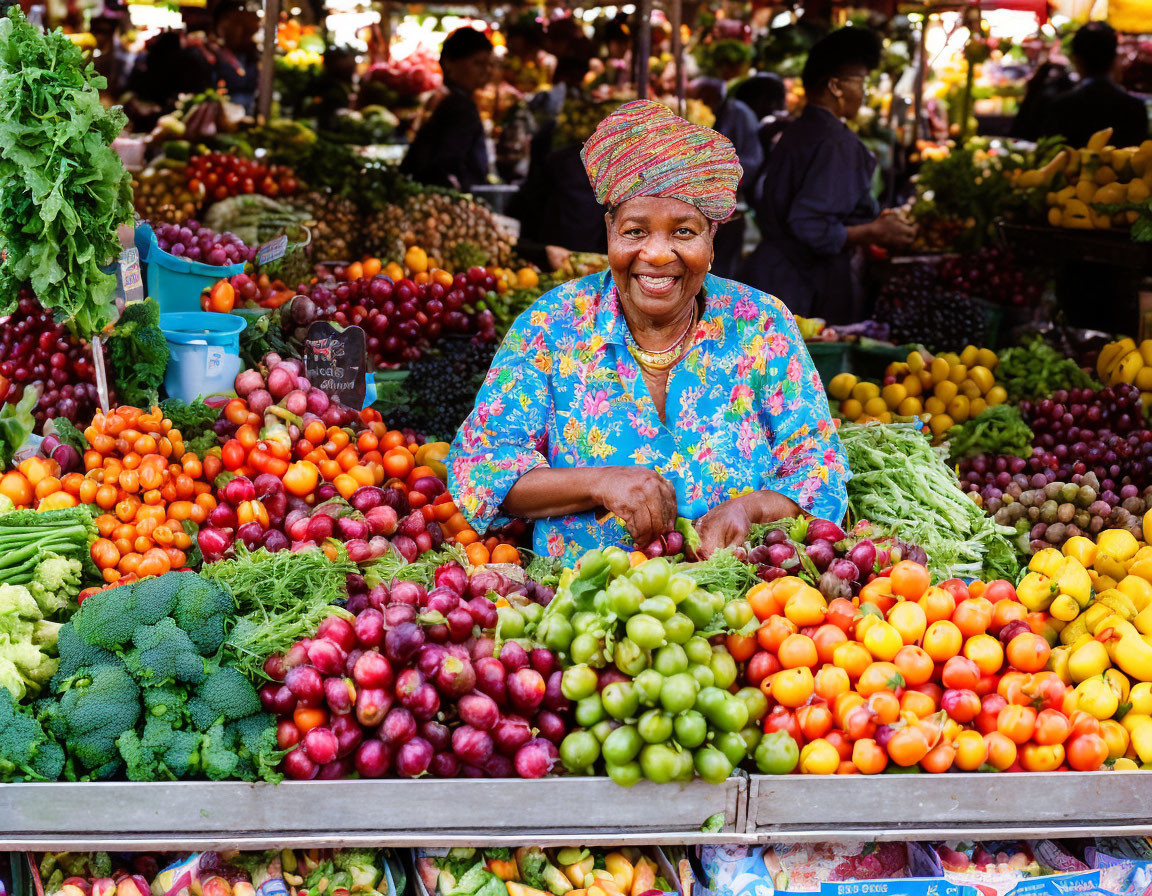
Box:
[448,271,850,563]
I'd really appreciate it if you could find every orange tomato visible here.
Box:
[890,561,930,600]
[466,542,490,566]
[756,616,797,653]
[294,707,328,734]
[778,633,819,669]
[34,475,62,500]
[797,702,834,740]
[900,687,938,719]
[952,596,993,637]
[831,641,872,679]
[919,586,957,623]
[997,704,1038,745]
[858,577,896,614]
[748,582,783,621]
[851,738,888,775]
[491,544,521,565]
[894,645,934,686]
[953,729,989,770]
[91,538,121,569]
[857,661,902,697]
[771,666,814,707]
[1006,631,1051,673]
[814,665,850,702]
[922,620,963,662]
[868,689,901,725]
[1033,708,1072,745]
[1066,732,1109,771]
[963,633,1005,676]
[991,597,1029,633]
[812,623,848,665]
[920,741,956,774]
[886,725,931,767]
[0,471,32,506]
[725,632,758,662]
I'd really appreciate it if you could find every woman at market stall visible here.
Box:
[740,27,916,324]
[400,28,494,191]
[449,99,850,563]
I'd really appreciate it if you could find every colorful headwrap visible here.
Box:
[580,99,742,221]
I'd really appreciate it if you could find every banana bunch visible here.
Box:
[1037,128,1152,230]
[1097,337,1152,411]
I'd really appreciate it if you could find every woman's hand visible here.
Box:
[696,491,802,558]
[598,467,678,549]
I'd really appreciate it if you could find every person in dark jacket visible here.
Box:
[1011,61,1073,140]
[740,27,915,323]
[401,28,494,191]
[1039,22,1148,148]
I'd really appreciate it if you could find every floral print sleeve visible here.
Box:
[448,309,553,533]
[753,294,850,522]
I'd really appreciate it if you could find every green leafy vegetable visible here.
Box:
[839,422,1019,581]
[945,405,1034,464]
[159,397,220,457]
[103,298,169,407]
[50,417,89,455]
[996,337,1098,402]
[0,8,134,337]
[203,544,356,681]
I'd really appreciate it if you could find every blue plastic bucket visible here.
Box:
[160,312,247,403]
[136,223,245,314]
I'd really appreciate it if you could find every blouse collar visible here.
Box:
[592,270,723,348]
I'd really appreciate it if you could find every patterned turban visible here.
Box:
[580,99,742,221]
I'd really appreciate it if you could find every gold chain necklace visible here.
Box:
[628,304,699,371]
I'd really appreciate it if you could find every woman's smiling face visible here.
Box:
[606,196,714,325]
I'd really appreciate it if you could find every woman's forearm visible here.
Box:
[502,466,610,519]
[844,220,876,247]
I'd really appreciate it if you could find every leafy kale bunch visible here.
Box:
[32,571,281,782]
[0,7,134,337]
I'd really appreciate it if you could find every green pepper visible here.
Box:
[630,557,672,597]
[713,730,749,767]
[613,637,650,677]
[653,643,689,676]
[577,548,609,581]
[640,594,677,621]
[639,742,679,783]
[694,745,735,784]
[755,729,799,774]
[663,613,695,644]
[602,680,640,720]
[561,664,599,701]
[575,693,605,727]
[637,708,674,743]
[496,606,525,639]
[560,730,600,772]
[659,672,699,714]
[606,576,645,617]
[603,724,643,765]
[673,710,708,749]
[537,614,574,653]
[606,759,643,787]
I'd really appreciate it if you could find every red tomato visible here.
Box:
[939,578,971,604]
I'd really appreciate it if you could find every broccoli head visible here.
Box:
[55,664,140,773]
[126,574,182,627]
[199,720,239,780]
[29,553,82,618]
[227,712,280,782]
[189,665,260,730]
[171,573,234,655]
[70,584,139,649]
[51,621,123,686]
[0,686,63,781]
[117,714,202,780]
[141,682,189,724]
[123,617,205,685]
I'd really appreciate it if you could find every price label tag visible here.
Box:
[304,321,367,409]
[258,234,289,266]
[117,247,144,305]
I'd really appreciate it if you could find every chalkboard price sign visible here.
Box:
[304,321,367,408]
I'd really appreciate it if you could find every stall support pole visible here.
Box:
[669,0,684,115]
[381,1,392,61]
[635,0,653,99]
[257,0,280,123]
[910,12,929,147]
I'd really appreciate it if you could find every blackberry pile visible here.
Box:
[875,264,991,351]
[385,337,498,441]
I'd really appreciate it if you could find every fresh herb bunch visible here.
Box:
[997,337,1099,402]
[945,405,1034,464]
[0,8,134,337]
